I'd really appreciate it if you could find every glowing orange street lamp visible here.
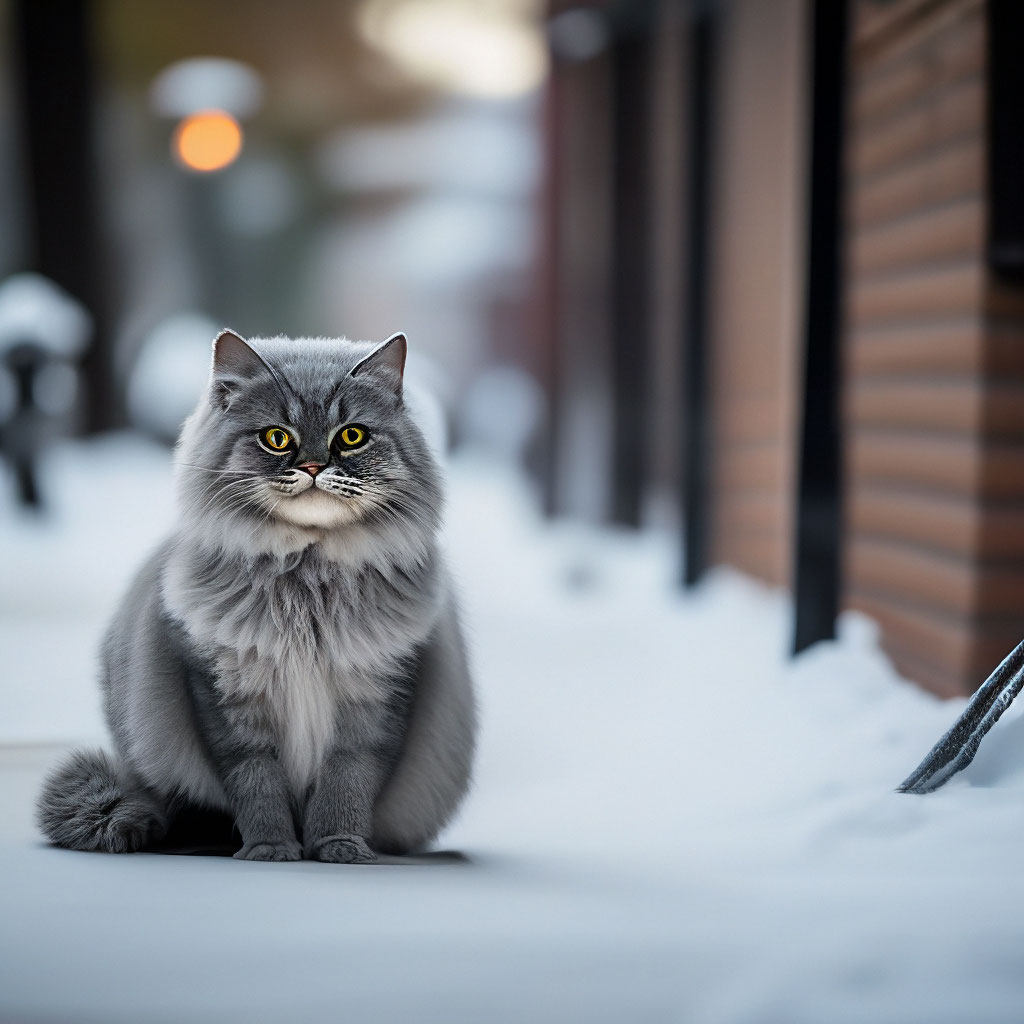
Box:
[172,109,243,173]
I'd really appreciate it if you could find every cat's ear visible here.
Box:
[350,332,406,397]
[210,329,270,409]
[211,329,265,378]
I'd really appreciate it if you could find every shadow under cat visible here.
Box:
[148,805,469,865]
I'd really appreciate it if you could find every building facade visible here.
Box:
[541,0,1024,696]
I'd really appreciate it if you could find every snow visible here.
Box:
[3,437,1024,1022]
[0,273,91,358]
[127,313,222,441]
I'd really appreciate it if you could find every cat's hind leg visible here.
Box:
[36,748,167,853]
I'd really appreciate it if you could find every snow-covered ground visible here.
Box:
[3,437,1024,1022]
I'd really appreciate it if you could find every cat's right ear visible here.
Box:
[210,329,264,409]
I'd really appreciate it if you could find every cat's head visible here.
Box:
[175,330,442,557]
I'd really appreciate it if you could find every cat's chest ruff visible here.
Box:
[211,554,423,791]
[164,541,436,689]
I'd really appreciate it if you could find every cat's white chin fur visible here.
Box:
[273,488,362,528]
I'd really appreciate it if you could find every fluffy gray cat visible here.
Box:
[36,330,476,863]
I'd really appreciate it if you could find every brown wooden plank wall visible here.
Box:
[706,0,807,586]
[844,0,1024,696]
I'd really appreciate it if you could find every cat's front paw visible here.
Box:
[234,839,302,862]
[307,833,377,864]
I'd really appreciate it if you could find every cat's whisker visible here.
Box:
[373,492,431,529]
[178,463,254,477]
[193,478,267,521]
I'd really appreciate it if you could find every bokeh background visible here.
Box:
[5,2,1024,1022]
[3,0,1021,702]
[0,0,546,449]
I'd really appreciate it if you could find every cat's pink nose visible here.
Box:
[298,462,324,477]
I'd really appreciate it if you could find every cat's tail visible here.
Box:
[36,748,167,853]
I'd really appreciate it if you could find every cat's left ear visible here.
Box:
[350,332,406,397]
[211,329,266,379]
[210,329,274,410]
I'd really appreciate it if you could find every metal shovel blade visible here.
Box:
[897,636,1024,794]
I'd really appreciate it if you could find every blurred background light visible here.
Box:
[172,110,244,172]
[219,156,299,238]
[0,274,91,358]
[149,57,264,120]
[357,0,547,100]
[547,7,610,62]
[316,106,539,196]
[460,365,542,461]
[126,312,219,442]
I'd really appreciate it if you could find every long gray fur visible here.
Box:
[37,331,476,862]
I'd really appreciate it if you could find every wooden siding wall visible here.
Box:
[707,0,806,586]
[844,0,1024,696]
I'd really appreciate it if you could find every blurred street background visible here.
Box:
[5,1,1024,1022]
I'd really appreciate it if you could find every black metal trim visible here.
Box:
[608,4,655,527]
[681,3,715,586]
[987,0,1024,279]
[11,0,115,432]
[792,0,849,654]
[538,41,565,518]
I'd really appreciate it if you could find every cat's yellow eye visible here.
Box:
[337,425,368,450]
[262,426,291,452]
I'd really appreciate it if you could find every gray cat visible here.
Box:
[36,330,476,863]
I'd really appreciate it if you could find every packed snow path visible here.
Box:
[3,437,1024,1023]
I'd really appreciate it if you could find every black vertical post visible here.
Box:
[608,2,655,527]
[539,40,565,518]
[12,0,115,433]
[792,0,848,654]
[681,2,715,586]
[987,0,1024,278]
